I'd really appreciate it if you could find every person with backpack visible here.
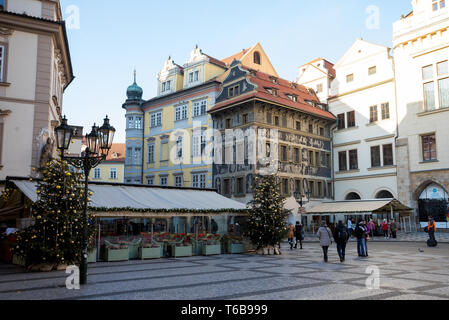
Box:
[294,221,304,249]
[354,220,367,257]
[333,220,349,262]
[316,221,333,263]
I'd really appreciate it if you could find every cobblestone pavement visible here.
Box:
[1,242,449,300]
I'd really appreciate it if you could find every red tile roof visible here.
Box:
[221,48,251,66]
[210,67,336,121]
[104,143,126,163]
[203,53,227,69]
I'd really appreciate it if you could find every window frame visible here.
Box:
[371,146,381,168]
[422,134,437,162]
[109,168,117,180]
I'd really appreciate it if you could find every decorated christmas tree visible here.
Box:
[12,160,95,268]
[245,175,289,254]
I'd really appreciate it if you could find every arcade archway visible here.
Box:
[417,183,449,223]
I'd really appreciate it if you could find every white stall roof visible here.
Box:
[307,199,412,215]
[11,180,247,216]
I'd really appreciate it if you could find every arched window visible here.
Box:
[375,190,394,199]
[346,192,361,200]
[253,51,261,65]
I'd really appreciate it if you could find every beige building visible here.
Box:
[393,0,449,228]
[89,143,125,183]
[0,0,73,180]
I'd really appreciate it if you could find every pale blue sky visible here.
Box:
[60,0,412,143]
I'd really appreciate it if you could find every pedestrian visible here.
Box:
[381,219,389,239]
[294,221,304,249]
[347,218,353,238]
[354,220,367,257]
[333,220,349,262]
[427,216,437,245]
[316,221,333,263]
[363,220,369,257]
[390,219,398,239]
[287,223,295,250]
[368,219,375,238]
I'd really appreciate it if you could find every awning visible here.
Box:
[10,180,248,217]
[306,199,412,215]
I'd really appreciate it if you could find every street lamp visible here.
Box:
[294,179,312,207]
[55,115,115,285]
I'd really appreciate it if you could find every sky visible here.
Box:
[59,0,412,143]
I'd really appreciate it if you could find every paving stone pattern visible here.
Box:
[1,242,449,300]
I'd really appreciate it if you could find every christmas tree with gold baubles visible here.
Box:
[12,160,95,269]
[245,175,289,255]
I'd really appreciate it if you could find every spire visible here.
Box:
[133,69,137,84]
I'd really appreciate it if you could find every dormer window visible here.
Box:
[291,83,297,90]
[266,88,277,96]
[229,85,240,97]
[287,94,298,102]
[254,51,261,65]
[161,80,171,93]
[270,77,278,84]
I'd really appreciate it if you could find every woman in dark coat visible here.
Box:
[294,221,304,249]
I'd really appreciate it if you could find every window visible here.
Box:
[127,148,132,164]
[347,111,355,127]
[422,134,437,161]
[175,136,183,159]
[371,146,381,167]
[424,82,436,111]
[383,144,394,166]
[294,148,300,163]
[175,105,188,121]
[266,112,272,124]
[223,179,231,195]
[194,70,199,82]
[309,181,315,197]
[127,117,134,129]
[346,74,354,83]
[316,83,323,93]
[93,168,101,179]
[317,181,323,198]
[147,177,154,185]
[315,152,320,167]
[308,123,313,134]
[319,127,324,136]
[326,153,331,168]
[327,182,332,198]
[134,148,141,164]
[236,177,244,194]
[337,113,345,130]
[432,0,446,10]
[254,51,261,65]
[160,177,168,186]
[135,117,142,129]
[369,105,378,123]
[349,149,358,170]
[309,150,315,166]
[274,116,279,126]
[368,66,377,76]
[437,61,448,76]
[150,112,162,127]
[193,100,208,117]
[166,80,171,91]
[242,114,249,124]
[381,103,390,120]
[281,146,288,162]
[229,85,240,97]
[288,94,298,102]
[189,72,194,83]
[423,65,433,80]
[282,116,287,128]
[439,78,449,109]
[148,144,155,164]
[0,45,5,82]
[226,118,231,129]
[110,168,117,180]
[175,175,183,187]
[338,151,347,171]
[283,178,289,195]
[161,81,171,93]
[295,180,302,195]
[296,121,301,131]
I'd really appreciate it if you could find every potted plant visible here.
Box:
[101,240,129,262]
[170,239,192,258]
[139,243,162,260]
[202,234,222,256]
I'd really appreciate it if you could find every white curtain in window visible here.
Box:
[424,82,435,111]
[439,78,449,109]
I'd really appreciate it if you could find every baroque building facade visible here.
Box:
[209,61,336,206]
[0,0,73,181]
[393,0,449,227]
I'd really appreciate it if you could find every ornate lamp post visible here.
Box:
[294,180,312,208]
[55,115,115,285]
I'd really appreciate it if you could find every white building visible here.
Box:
[0,0,73,181]
[393,0,449,227]
[298,39,398,202]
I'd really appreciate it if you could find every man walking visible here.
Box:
[333,220,349,262]
[354,221,367,257]
[294,221,304,249]
[347,218,353,238]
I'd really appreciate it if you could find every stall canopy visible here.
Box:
[306,199,412,216]
[10,179,248,217]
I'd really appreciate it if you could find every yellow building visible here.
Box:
[123,44,278,188]
[89,143,125,183]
